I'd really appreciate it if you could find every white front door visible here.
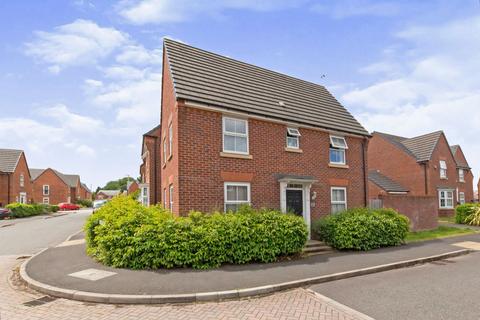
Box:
[19,192,27,204]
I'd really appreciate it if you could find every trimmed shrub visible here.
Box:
[85,197,308,269]
[312,208,410,251]
[455,203,478,224]
[76,199,93,208]
[6,203,60,218]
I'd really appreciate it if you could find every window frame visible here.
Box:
[169,184,174,211]
[439,160,447,179]
[141,186,149,206]
[43,185,50,196]
[163,188,167,209]
[329,135,347,165]
[163,138,167,164]
[459,192,465,204]
[20,174,24,187]
[222,116,249,155]
[43,197,49,204]
[168,123,173,158]
[224,182,251,212]
[286,127,300,149]
[439,189,454,209]
[331,187,347,214]
[459,169,465,182]
[330,136,348,149]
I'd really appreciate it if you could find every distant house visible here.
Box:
[127,180,139,195]
[96,190,120,200]
[30,168,89,204]
[151,38,370,238]
[0,149,33,206]
[80,183,92,200]
[139,125,160,206]
[369,131,474,222]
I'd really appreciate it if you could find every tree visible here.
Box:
[101,177,135,192]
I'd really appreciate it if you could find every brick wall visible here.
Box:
[143,132,161,205]
[0,173,9,206]
[32,169,70,205]
[175,105,368,220]
[380,194,438,231]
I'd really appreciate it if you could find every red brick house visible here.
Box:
[139,125,161,206]
[30,168,88,205]
[157,39,370,235]
[368,131,474,220]
[0,149,33,206]
[80,183,92,200]
[96,190,120,200]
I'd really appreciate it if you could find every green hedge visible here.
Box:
[75,199,93,208]
[85,196,308,269]
[455,203,479,224]
[6,203,58,218]
[312,208,410,251]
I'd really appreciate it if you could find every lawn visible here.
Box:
[406,226,476,243]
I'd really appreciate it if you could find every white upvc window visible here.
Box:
[43,197,49,204]
[168,123,173,158]
[163,188,167,208]
[20,174,24,187]
[222,117,249,154]
[439,189,454,209]
[224,182,250,212]
[329,135,348,165]
[439,160,447,179]
[331,187,347,214]
[169,184,174,210]
[286,127,301,149]
[141,186,149,206]
[459,169,465,182]
[163,138,167,164]
[459,192,465,204]
[43,185,50,196]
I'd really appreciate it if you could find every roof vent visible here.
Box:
[278,101,286,107]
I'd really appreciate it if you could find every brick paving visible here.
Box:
[0,256,369,320]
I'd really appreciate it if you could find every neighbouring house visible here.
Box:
[30,168,89,205]
[368,131,474,225]
[0,149,33,206]
[127,180,139,195]
[80,183,92,200]
[96,190,120,200]
[139,125,161,206]
[156,39,370,235]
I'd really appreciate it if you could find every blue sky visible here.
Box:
[1,0,479,189]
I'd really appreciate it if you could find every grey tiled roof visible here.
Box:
[369,170,409,193]
[375,131,444,162]
[0,149,23,173]
[30,168,80,187]
[164,39,369,136]
[98,190,121,196]
[450,145,470,169]
[29,168,45,180]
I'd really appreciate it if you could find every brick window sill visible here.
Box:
[329,163,349,169]
[285,147,303,153]
[220,152,253,160]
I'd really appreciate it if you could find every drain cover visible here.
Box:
[23,296,56,307]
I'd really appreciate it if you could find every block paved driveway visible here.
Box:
[1,256,368,320]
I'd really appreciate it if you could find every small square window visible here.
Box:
[224,182,250,212]
[286,128,300,149]
[330,136,348,149]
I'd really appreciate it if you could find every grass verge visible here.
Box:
[438,215,456,223]
[406,226,476,243]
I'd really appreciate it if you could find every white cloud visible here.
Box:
[311,0,399,19]
[115,45,162,65]
[40,104,103,133]
[342,15,480,179]
[25,19,129,73]
[103,65,146,80]
[75,144,96,157]
[117,0,306,24]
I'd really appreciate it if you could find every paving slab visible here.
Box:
[23,233,480,300]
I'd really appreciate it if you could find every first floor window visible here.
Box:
[43,197,49,204]
[286,127,301,149]
[223,117,248,154]
[459,169,465,182]
[43,185,50,196]
[224,182,250,212]
[331,187,347,214]
[329,136,348,165]
[168,123,173,158]
[20,174,24,187]
[141,187,149,206]
[439,160,447,179]
[439,190,454,209]
[459,192,465,204]
[169,184,174,210]
[163,138,167,164]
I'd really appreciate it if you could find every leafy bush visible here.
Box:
[129,189,140,201]
[312,208,409,251]
[75,199,93,208]
[85,197,308,269]
[455,203,478,224]
[6,203,60,218]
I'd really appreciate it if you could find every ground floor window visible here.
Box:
[163,188,167,208]
[43,197,49,204]
[439,190,454,209]
[224,182,250,212]
[169,184,174,210]
[459,192,465,204]
[141,186,149,206]
[331,187,347,214]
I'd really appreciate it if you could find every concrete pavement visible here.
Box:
[311,251,480,320]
